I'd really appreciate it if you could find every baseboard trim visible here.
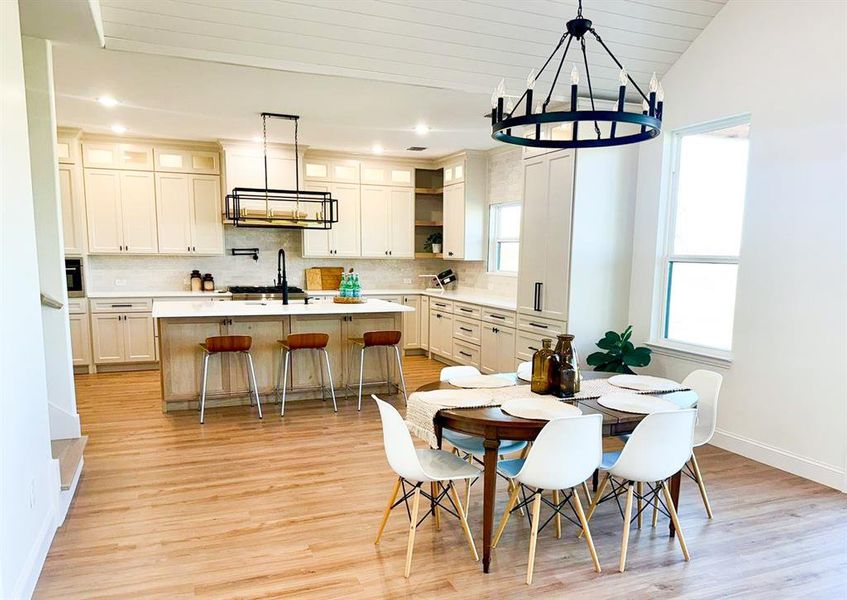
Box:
[12,504,57,599]
[711,428,846,492]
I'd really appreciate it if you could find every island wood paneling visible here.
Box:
[35,357,847,599]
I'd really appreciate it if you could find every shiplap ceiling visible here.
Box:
[99,0,726,101]
[48,0,726,157]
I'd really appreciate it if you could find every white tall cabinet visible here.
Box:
[439,152,486,260]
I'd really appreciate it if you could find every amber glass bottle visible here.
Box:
[553,334,581,398]
[530,338,555,395]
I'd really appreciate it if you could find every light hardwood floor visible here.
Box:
[36,356,846,598]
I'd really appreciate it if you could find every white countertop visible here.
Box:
[153,298,414,319]
[90,288,516,311]
[88,290,232,299]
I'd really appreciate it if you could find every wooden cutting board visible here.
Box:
[305,267,344,291]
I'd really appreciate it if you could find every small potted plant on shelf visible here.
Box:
[586,325,652,374]
[424,232,443,254]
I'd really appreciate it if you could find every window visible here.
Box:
[488,202,521,274]
[658,118,750,353]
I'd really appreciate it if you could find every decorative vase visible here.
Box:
[431,243,442,254]
[553,333,580,398]
[530,338,556,394]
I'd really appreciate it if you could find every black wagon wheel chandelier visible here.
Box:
[491,0,664,150]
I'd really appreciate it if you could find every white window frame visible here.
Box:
[487,201,521,276]
[650,114,751,364]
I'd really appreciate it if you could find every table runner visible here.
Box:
[405,378,689,447]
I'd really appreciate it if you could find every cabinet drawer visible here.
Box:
[453,301,481,319]
[515,331,549,362]
[517,314,567,336]
[67,298,88,314]
[90,297,153,313]
[481,307,516,327]
[452,340,480,369]
[453,315,481,346]
[428,298,453,313]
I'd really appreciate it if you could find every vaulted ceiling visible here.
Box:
[27,0,728,157]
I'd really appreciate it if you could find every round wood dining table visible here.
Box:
[415,372,697,574]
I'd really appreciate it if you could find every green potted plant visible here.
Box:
[586,325,652,374]
[424,232,443,254]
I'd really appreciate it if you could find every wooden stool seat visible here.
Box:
[349,330,402,347]
[201,335,252,353]
[279,333,329,350]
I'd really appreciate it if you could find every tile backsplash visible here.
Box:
[87,226,516,297]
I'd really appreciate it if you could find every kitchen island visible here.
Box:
[154,298,413,412]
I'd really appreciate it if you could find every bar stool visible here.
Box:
[275,332,338,416]
[348,330,407,410]
[199,335,261,424]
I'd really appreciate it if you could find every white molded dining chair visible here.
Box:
[583,409,697,572]
[491,414,603,584]
[372,396,479,578]
[684,369,723,518]
[437,366,528,515]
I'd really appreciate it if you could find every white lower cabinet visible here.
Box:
[419,296,430,350]
[69,312,91,366]
[515,330,550,363]
[402,295,421,349]
[452,340,480,370]
[91,299,156,365]
[428,309,453,359]
[480,323,516,374]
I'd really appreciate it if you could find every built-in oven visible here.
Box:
[65,258,84,298]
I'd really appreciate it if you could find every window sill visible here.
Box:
[646,341,733,368]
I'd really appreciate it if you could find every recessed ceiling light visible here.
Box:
[372,144,384,154]
[97,96,120,107]
[111,124,127,134]
[414,123,430,135]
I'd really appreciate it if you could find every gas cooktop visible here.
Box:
[228,285,306,300]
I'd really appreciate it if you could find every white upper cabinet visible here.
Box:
[303,158,360,183]
[155,173,223,255]
[360,161,414,187]
[154,147,220,175]
[440,152,485,261]
[360,185,414,258]
[302,182,361,257]
[85,169,158,254]
[82,142,154,171]
[517,151,574,322]
[59,164,86,255]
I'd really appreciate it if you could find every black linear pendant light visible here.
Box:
[225,113,338,229]
[491,0,664,149]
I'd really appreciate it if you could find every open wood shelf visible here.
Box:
[415,187,443,195]
[415,252,443,259]
[415,220,443,227]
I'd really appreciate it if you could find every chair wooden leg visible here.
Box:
[637,481,643,529]
[581,481,592,507]
[579,472,609,539]
[448,482,479,561]
[571,487,601,573]
[492,481,521,549]
[375,477,402,545]
[690,452,714,519]
[508,479,525,516]
[662,481,690,561]
[463,454,472,517]
[431,482,441,531]
[619,482,634,573]
[552,490,562,539]
[404,485,421,578]
[526,490,543,585]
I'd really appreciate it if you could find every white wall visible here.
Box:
[628,0,847,490]
[1,1,61,596]
[23,36,81,441]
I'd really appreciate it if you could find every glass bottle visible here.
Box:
[553,333,580,398]
[530,338,556,394]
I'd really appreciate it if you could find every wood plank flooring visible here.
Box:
[35,356,847,598]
